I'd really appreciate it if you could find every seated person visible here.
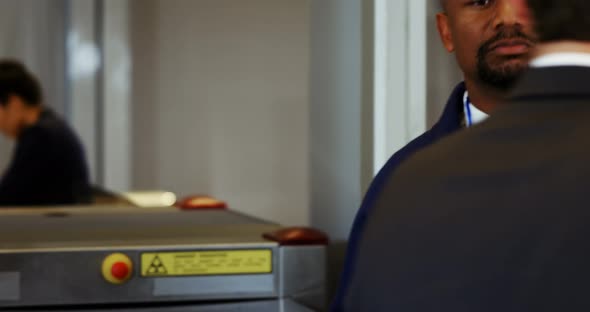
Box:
[0,60,90,206]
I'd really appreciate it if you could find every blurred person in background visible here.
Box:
[0,59,90,206]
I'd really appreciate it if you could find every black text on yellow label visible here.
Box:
[141,250,273,277]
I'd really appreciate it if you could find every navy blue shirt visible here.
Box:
[331,82,467,311]
[0,109,91,206]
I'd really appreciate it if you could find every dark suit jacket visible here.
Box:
[0,109,91,206]
[332,83,466,312]
[343,66,590,312]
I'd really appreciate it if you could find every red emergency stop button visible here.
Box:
[102,253,133,284]
[111,261,130,280]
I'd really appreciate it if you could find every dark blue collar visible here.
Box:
[431,82,466,136]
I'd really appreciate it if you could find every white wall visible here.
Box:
[130,0,310,226]
[102,0,132,191]
[312,0,461,241]
[310,0,369,241]
[373,0,463,172]
[426,1,463,126]
[0,0,68,116]
[68,0,102,183]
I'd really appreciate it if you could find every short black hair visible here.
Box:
[0,60,43,107]
[528,0,590,42]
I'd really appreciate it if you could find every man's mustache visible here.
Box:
[478,27,536,56]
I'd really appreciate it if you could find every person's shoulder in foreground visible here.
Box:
[329,81,465,311]
[342,0,590,310]
[344,66,590,312]
[349,80,466,224]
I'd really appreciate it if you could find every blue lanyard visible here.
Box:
[463,92,473,127]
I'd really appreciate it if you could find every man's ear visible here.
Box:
[436,13,454,53]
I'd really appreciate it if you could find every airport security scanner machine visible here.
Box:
[0,206,327,311]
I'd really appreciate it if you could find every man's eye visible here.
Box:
[470,0,493,7]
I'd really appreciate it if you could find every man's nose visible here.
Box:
[492,0,531,28]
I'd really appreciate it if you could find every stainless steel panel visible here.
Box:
[0,207,325,310]
[0,272,19,301]
[0,248,279,308]
[153,275,275,297]
[0,207,280,250]
[4,299,316,312]
[279,246,326,311]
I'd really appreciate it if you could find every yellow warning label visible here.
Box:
[141,249,272,277]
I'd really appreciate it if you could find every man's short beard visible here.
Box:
[476,27,534,91]
[476,55,524,91]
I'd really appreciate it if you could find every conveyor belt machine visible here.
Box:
[0,206,327,311]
